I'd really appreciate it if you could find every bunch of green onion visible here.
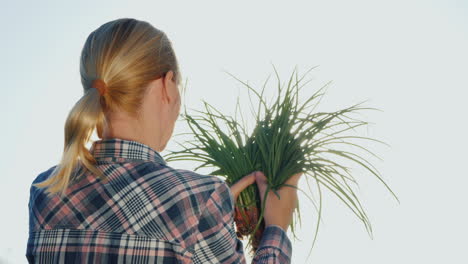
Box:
[165,65,399,257]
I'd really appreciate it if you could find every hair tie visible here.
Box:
[91,79,108,96]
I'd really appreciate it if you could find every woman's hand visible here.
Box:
[229,172,256,201]
[229,171,303,232]
[254,171,302,232]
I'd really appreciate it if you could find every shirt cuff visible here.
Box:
[255,224,292,262]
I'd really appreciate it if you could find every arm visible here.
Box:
[191,180,292,263]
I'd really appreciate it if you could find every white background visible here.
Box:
[1,0,467,263]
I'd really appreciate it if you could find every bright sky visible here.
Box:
[1,0,467,263]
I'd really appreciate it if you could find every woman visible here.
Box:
[27,18,302,263]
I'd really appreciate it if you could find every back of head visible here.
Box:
[35,18,182,195]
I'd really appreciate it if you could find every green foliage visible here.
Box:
[165,64,399,257]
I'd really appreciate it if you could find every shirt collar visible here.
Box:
[89,138,166,165]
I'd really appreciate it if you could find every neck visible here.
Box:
[101,117,163,152]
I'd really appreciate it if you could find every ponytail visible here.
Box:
[34,87,106,196]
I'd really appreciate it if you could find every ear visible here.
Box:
[162,71,177,104]
[165,70,175,83]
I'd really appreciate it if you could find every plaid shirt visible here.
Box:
[27,138,292,263]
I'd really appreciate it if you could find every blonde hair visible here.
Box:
[35,18,182,195]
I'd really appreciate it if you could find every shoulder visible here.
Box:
[31,165,59,185]
[138,161,226,193]
[136,163,234,236]
[170,167,227,192]
[135,161,230,208]
[169,167,230,201]
[156,164,234,214]
[28,165,59,200]
[27,165,60,222]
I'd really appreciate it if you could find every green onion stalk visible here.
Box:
[165,64,399,257]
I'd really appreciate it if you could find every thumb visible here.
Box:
[254,171,268,194]
[230,172,256,201]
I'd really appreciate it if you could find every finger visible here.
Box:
[254,171,267,183]
[254,171,267,187]
[230,172,257,201]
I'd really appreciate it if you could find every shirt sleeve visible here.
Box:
[191,180,292,264]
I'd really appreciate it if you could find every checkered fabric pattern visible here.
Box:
[27,138,292,263]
